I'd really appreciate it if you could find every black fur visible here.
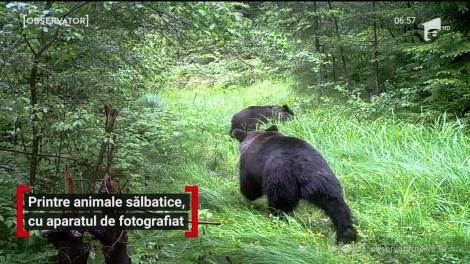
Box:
[232,125,357,243]
[230,105,294,136]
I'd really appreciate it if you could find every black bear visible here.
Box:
[232,125,357,243]
[229,105,294,136]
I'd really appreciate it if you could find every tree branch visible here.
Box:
[22,34,37,56]
[87,104,119,193]
[37,27,60,56]
[138,207,222,225]
[0,147,91,166]
[150,6,191,27]
[60,2,89,19]
[223,46,254,70]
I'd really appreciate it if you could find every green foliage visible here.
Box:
[135,94,166,109]
[229,2,470,121]
[404,32,470,118]
[129,80,469,264]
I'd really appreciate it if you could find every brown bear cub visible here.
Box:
[232,125,357,243]
[229,105,294,136]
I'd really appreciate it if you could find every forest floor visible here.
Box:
[127,79,469,264]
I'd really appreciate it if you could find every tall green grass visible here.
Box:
[130,79,469,263]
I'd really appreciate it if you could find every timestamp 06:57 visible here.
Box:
[394,17,416,25]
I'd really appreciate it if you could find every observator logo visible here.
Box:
[22,15,89,27]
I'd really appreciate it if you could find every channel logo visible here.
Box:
[421,18,451,41]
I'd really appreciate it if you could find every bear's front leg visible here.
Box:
[240,170,263,201]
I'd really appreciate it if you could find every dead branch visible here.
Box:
[138,207,222,225]
[89,175,131,264]
[42,166,90,264]
[64,164,74,194]
[223,46,254,70]
[87,104,119,193]
[42,229,90,264]
[0,147,91,166]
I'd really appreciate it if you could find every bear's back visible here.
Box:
[257,135,333,173]
[231,106,279,132]
[260,135,315,154]
[242,106,278,120]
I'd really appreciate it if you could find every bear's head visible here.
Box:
[232,125,280,153]
[274,105,294,121]
[282,104,294,116]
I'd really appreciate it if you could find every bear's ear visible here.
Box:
[265,125,278,132]
[282,104,294,115]
[232,129,248,142]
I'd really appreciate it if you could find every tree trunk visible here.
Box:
[29,56,40,184]
[372,2,380,97]
[328,2,353,93]
[313,1,324,98]
[331,55,336,82]
[23,1,68,185]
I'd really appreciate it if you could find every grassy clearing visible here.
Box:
[129,79,469,264]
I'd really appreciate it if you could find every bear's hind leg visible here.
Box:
[266,185,300,216]
[311,196,357,243]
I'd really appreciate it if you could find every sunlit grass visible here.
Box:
[130,79,470,263]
